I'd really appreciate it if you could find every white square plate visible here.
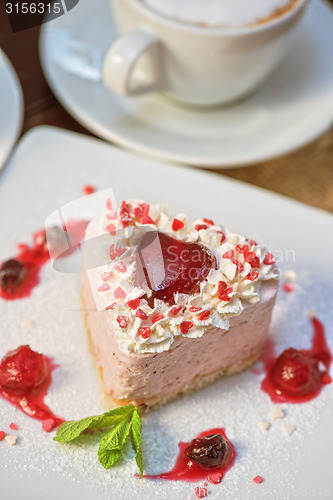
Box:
[1,127,333,500]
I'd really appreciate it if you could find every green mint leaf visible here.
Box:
[130,409,144,478]
[54,405,135,443]
[98,415,132,469]
[90,405,135,429]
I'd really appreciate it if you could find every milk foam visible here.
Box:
[142,0,295,27]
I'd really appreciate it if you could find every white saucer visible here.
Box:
[0,51,24,170]
[39,0,333,168]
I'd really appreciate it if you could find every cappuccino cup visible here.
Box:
[103,0,308,106]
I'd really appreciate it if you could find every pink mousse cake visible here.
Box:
[82,199,279,408]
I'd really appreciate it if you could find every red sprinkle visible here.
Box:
[119,201,133,228]
[245,252,260,268]
[106,198,113,210]
[170,306,182,316]
[218,281,233,301]
[263,253,276,265]
[105,302,116,310]
[138,327,151,339]
[253,475,263,484]
[223,250,234,259]
[114,261,127,273]
[136,309,148,320]
[0,431,5,441]
[195,224,208,231]
[101,271,113,282]
[83,185,95,195]
[246,238,257,246]
[109,244,126,261]
[194,487,208,498]
[9,423,18,431]
[152,314,165,324]
[216,231,226,244]
[189,306,202,313]
[114,287,127,299]
[116,315,129,328]
[139,203,155,225]
[247,270,259,281]
[203,219,214,226]
[198,310,210,321]
[236,244,249,254]
[106,224,117,236]
[172,219,185,231]
[98,283,110,292]
[283,283,294,293]
[127,298,141,309]
[42,418,56,432]
[180,321,194,334]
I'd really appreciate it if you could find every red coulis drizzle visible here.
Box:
[142,428,236,483]
[0,220,89,300]
[261,317,332,403]
[0,221,88,427]
[0,345,65,431]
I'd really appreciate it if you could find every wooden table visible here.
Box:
[1,1,333,214]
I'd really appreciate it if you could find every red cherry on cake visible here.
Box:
[185,434,229,469]
[0,259,25,293]
[271,348,321,396]
[134,231,217,303]
[0,345,48,394]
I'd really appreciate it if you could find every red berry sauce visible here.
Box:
[134,231,217,305]
[143,428,236,483]
[0,220,89,300]
[83,185,95,195]
[0,345,65,431]
[261,317,332,403]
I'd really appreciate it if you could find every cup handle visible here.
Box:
[102,29,161,96]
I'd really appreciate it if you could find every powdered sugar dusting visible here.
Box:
[1,264,332,499]
[1,127,333,499]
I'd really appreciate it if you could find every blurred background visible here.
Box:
[0,0,332,213]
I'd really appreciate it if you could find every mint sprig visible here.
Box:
[131,409,143,478]
[54,404,145,477]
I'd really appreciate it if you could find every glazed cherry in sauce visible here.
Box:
[0,345,64,431]
[0,259,25,293]
[134,231,217,304]
[0,220,89,300]
[261,317,332,403]
[143,428,236,483]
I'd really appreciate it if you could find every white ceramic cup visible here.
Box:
[103,0,308,106]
